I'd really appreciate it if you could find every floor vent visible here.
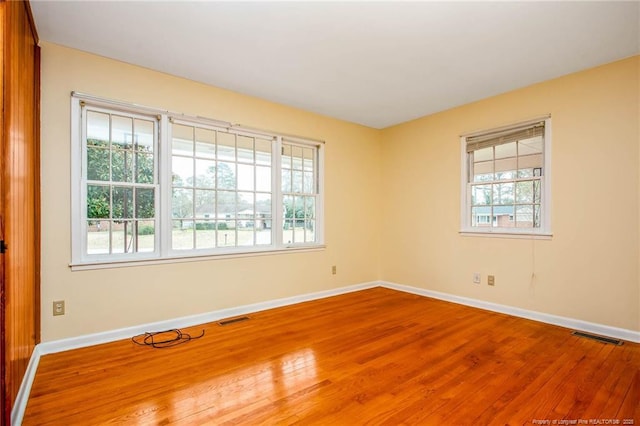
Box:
[218,316,250,326]
[571,331,623,346]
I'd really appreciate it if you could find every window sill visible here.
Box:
[70,245,327,271]
[459,230,552,240]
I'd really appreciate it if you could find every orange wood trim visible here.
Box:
[1,0,40,422]
[23,0,39,44]
[0,2,5,421]
[33,41,41,346]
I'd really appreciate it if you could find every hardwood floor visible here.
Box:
[23,288,639,425]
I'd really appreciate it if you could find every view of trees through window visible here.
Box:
[80,101,322,262]
[469,135,543,229]
[85,110,156,254]
[170,123,274,250]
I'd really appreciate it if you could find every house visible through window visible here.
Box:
[72,94,324,267]
[460,117,551,236]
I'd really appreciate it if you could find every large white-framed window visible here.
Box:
[71,93,324,268]
[460,117,552,237]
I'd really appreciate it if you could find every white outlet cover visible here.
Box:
[473,273,481,284]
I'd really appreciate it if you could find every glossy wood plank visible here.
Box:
[1,0,40,421]
[23,288,640,425]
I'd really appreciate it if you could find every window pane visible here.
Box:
[195,221,215,249]
[292,170,303,193]
[472,147,493,182]
[471,207,491,227]
[172,188,193,218]
[495,141,517,159]
[195,159,216,188]
[238,221,254,247]
[195,127,215,159]
[282,145,292,169]
[305,196,315,219]
[516,181,533,204]
[172,124,194,156]
[217,225,236,247]
[87,147,110,181]
[255,192,271,244]
[194,189,215,219]
[237,164,254,191]
[136,220,155,252]
[135,188,155,219]
[474,147,493,162]
[256,226,271,245]
[281,169,292,193]
[303,148,314,171]
[111,115,133,149]
[87,220,110,254]
[493,206,515,228]
[518,137,543,178]
[135,152,154,184]
[172,156,193,187]
[256,193,271,218]
[217,162,236,190]
[86,111,110,143]
[111,149,134,182]
[493,183,514,205]
[294,195,305,222]
[112,187,133,218]
[294,223,305,243]
[494,156,516,180]
[292,146,303,170]
[283,219,293,244]
[256,166,271,192]
[515,205,533,228]
[533,180,541,203]
[305,220,315,243]
[172,220,194,250]
[217,191,236,218]
[237,135,254,163]
[533,204,541,227]
[303,171,314,194]
[112,220,134,253]
[217,132,235,162]
[255,138,272,166]
[516,205,540,228]
[471,185,491,206]
[134,119,154,153]
[238,192,254,214]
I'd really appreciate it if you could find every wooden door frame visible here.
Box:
[0,1,41,422]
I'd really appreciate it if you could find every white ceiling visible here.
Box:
[31,1,639,129]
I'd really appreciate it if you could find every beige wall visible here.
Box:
[40,43,382,341]
[40,42,639,342]
[381,56,640,331]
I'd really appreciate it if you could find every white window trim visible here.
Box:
[70,93,325,270]
[459,116,552,239]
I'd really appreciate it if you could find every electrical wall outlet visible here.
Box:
[53,300,65,316]
[473,273,481,284]
[488,275,495,286]
[331,265,337,275]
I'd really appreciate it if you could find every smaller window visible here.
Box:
[460,117,552,237]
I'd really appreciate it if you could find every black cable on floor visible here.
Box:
[131,328,205,348]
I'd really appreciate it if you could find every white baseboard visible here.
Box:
[11,345,42,426]
[381,281,640,343]
[13,279,639,425]
[38,281,379,355]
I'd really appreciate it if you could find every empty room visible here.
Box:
[1,1,639,425]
